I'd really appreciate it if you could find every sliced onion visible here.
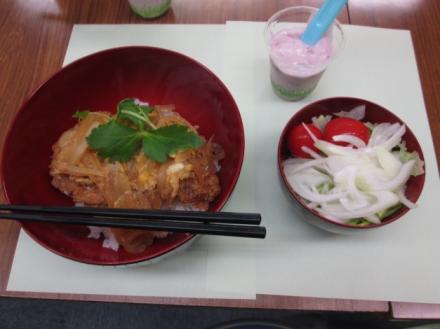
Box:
[372,160,415,191]
[369,123,406,151]
[332,134,366,148]
[287,176,347,203]
[397,187,418,209]
[344,167,370,209]
[283,157,308,168]
[340,196,369,211]
[301,146,323,159]
[368,123,401,147]
[293,168,331,187]
[325,155,362,176]
[52,163,105,177]
[317,191,399,220]
[315,140,362,157]
[378,124,406,151]
[307,202,318,209]
[345,166,364,199]
[334,104,366,120]
[376,146,402,178]
[302,123,319,143]
[335,167,369,211]
[365,215,381,224]
[285,158,328,175]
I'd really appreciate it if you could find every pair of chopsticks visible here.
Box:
[0,205,266,239]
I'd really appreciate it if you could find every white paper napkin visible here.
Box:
[7,24,257,300]
[225,21,440,303]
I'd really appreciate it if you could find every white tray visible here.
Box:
[7,22,440,304]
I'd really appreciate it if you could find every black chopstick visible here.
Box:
[0,204,261,225]
[0,205,266,239]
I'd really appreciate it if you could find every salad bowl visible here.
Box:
[278,97,425,234]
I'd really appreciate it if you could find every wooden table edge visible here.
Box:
[391,302,440,320]
[0,290,389,313]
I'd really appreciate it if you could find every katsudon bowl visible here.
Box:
[1,46,244,265]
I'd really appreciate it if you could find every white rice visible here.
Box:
[87,227,120,251]
[75,203,120,251]
[86,203,201,252]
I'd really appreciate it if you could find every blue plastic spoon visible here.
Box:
[300,0,347,46]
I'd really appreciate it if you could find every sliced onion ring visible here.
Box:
[397,187,417,209]
[332,134,366,148]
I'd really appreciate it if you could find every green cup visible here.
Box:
[128,0,171,19]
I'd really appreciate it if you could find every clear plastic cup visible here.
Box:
[128,0,171,19]
[264,6,345,101]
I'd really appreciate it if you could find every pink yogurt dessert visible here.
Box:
[269,29,333,101]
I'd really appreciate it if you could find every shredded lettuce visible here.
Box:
[316,182,335,194]
[355,176,371,192]
[336,204,402,226]
[347,218,372,226]
[364,122,375,132]
[393,142,425,176]
[376,147,402,178]
[311,115,332,132]
[376,203,402,220]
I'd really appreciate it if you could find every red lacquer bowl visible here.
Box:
[278,97,425,234]
[1,47,244,265]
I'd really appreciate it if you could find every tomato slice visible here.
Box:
[287,124,323,158]
[323,117,369,147]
